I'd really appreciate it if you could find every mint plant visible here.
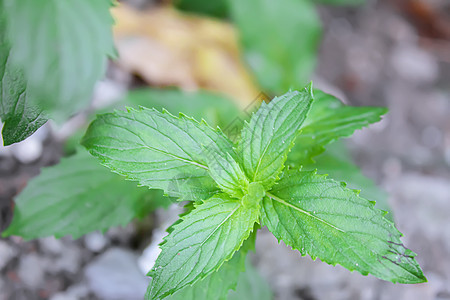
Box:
[1,0,426,297]
[80,84,426,299]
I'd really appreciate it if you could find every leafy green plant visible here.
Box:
[78,84,425,299]
[1,0,426,298]
[2,84,426,298]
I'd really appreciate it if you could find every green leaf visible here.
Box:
[2,150,168,240]
[0,3,47,146]
[163,232,256,300]
[164,250,245,300]
[237,87,314,189]
[174,0,229,18]
[203,145,248,198]
[228,257,272,300]
[148,194,260,299]
[289,90,388,163]
[0,58,48,146]
[299,141,391,216]
[82,107,235,201]
[3,0,115,120]
[229,0,321,93]
[261,170,426,284]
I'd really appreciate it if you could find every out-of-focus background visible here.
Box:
[1,0,449,299]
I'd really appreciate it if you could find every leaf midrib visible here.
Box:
[98,121,209,170]
[265,192,345,233]
[154,202,242,298]
[252,96,300,181]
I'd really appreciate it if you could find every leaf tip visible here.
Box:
[304,81,314,99]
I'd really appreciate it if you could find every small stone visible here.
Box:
[421,126,442,149]
[45,246,82,275]
[390,45,439,84]
[56,247,82,274]
[17,253,45,289]
[138,229,165,274]
[49,283,90,300]
[85,248,149,300]
[49,293,77,300]
[91,79,126,109]
[0,241,15,270]
[39,237,64,255]
[65,283,90,298]
[12,137,43,163]
[84,232,108,253]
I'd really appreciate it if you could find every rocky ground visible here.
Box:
[1,0,449,299]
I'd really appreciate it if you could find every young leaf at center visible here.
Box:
[237,85,314,189]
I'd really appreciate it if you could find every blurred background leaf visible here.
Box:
[228,257,273,300]
[2,0,115,121]
[0,0,47,145]
[3,149,172,240]
[173,0,229,19]
[228,0,321,94]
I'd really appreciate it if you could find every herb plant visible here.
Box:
[78,84,426,299]
[1,0,426,298]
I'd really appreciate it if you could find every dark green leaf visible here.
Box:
[174,0,229,18]
[0,2,47,145]
[3,0,115,120]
